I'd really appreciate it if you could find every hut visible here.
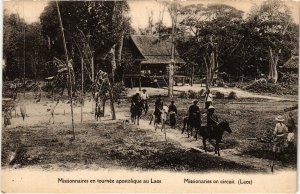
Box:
[282,56,299,74]
[123,35,185,88]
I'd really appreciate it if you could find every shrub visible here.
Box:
[198,89,206,98]
[188,90,197,99]
[228,91,237,99]
[179,91,188,98]
[215,91,225,99]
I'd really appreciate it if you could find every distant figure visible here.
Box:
[207,105,218,140]
[154,95,163,125]
[168,100,177,129]
[204,89,213,109]
[188,100,201,136]
[35,82,42,103]
[140,89,149,114]
[273,116,288,160]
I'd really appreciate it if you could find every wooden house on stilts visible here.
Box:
[123,35,185,89]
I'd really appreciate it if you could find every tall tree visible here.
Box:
[246,0,298,83]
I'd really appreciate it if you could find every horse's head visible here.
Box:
[218,120,232,133]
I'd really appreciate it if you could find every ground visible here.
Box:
[1,85,297,173]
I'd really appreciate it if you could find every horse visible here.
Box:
[182,116,200,139]
[198,121,232,156]
[130,101,144,125]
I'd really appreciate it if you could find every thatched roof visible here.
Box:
[282,56,298,69]
[131,35,185,65]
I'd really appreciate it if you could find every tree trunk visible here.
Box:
[268,47,278,83]
[116,33,123,68]
[107,79,116,120]
[110,45,116,83]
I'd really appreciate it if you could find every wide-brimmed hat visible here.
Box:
[275,116,284,122]
[208,105,215,110]
[193,100,198,103]
[142,89,147,91]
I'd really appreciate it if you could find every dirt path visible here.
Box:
[129,117,291,173]
[127,85,297,102]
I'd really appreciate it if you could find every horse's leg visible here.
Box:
[137,115,140,126]
[203,138,207,152]
[182,118,186,134]
[149,114,153,125]
[194,128,198,140]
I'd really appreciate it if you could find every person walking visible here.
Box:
[204,89,213,109]
[188,100,201,137]
[273,116,288,160]
[168,100,178,129]
[141,89,149,114]
[154,95,163,125]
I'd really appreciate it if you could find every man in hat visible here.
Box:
[168,100,178,129]
[140,89,149,114]
[188,100,201,135]
[273,115,288,160]
[207,105,218,141]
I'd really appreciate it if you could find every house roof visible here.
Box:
[282,56,299,69]
[131,35,185,64]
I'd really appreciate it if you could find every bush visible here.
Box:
[198,89,206,97]
[228,91,237,99]
[179,91,188,98]
[188,90,197,99]
[215,91,225,99]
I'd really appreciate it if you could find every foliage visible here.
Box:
[215,91,225,99]
[228,91,237,99]
[40,1,131,83]
[179,91,188,98]
[3,11,48,81]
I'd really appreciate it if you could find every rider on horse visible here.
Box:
[207,105,219,140]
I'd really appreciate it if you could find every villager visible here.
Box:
[154,95,163,124]
[188,100,201,134]
[168,100,178,129]
[205,89,213,109]
[273,116,288,159]
[141,89,149,114]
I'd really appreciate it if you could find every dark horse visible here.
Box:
[199,121,232,156]
[182,117,199,139]
[130,101,144,125]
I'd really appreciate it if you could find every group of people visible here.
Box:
[130,89,219,137]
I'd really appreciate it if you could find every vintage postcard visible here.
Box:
[1,0,298,193]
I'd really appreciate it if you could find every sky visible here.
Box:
[3,0,300,29]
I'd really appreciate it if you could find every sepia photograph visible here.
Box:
[1,0,299,192]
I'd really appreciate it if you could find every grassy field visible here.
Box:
[1,91,297,172]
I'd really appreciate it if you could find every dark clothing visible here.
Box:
[286,117,296,133]
[154,99,163,124]
[207,112,218,127]
[168,104,177,128]
[168,104,177,114]
[155,99,163,110]
[188,104,201,128]
[131,94,141,105]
